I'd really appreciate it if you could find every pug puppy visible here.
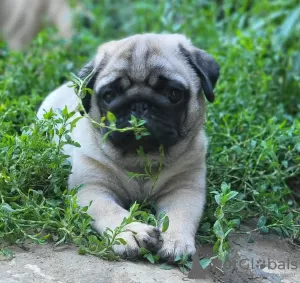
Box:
[0,0,72,50]
[37,34,220,261]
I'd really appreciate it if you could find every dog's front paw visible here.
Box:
[157,232,196,262]
[112,222,161,259]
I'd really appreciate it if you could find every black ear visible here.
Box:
[179,44,220,102]
[77,60,98,114]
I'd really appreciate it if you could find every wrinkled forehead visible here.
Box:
[94,35,193,91]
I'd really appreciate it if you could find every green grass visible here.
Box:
[0,0,299,270]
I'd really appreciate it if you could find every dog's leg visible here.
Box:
[76,186,161,258]
[155,170,206,261]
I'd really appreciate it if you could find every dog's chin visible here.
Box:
[106,120,180,154]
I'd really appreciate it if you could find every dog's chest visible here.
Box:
[123,176,154,203]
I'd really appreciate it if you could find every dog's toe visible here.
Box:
[135,230,162,251]
[112,223,161,258]
[157,232,196,262]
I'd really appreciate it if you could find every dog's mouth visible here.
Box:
[104,114,180,153]
[99,97,184,153]
[108,129,160,153]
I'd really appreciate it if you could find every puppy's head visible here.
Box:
[78,34,219,153]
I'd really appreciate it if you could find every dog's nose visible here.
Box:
[131,102,148,117]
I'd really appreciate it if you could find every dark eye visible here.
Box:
[103,91,115,104]
[168,89,183,104]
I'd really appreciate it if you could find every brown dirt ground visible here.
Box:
[1,225,299,283]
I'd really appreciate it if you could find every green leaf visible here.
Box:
[181,252,189,262]
[86,88,94,95]
[129,115,137,125]
[271,227,283,236]
[78,247,87,255]
[224,202,246,213]
[65,134,71,141]
[221,182,230,193]
[69,141,81,147]
[102,132,110,142]
[62,106,69,118]
[185,261,192,269]
[70,117,82,128]
[158,211,166,220]
[144,253,155,264]
[199,257,212,269]
[222,191,238,204]
[278,6,300,42]
[162,216,169,232]
[228,218,241,229]
[224,228,233,238]
[137,119,146,126]
[0,248,14,261]
[116,238,127,245]
[214,194,221,205]
[139,247,150,255]
[126,171,147,180]
[259,226,269,234]
[257,216,267,228]
[283,213,293,226]
[88,235,101,244]
[214,207,224,219]
[218,249,229,263]
[43,108,54,119]
[129,202,139,214]
[141,131,150,136]
[213,220,224,238]
[107,112,117,123]
[1,203,14,213]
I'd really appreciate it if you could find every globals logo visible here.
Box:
[238,257,298,270]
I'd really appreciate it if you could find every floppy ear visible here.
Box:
[179,44,220,102]
[77,60,99,114]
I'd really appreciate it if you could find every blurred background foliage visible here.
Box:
[0,0,299,261]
